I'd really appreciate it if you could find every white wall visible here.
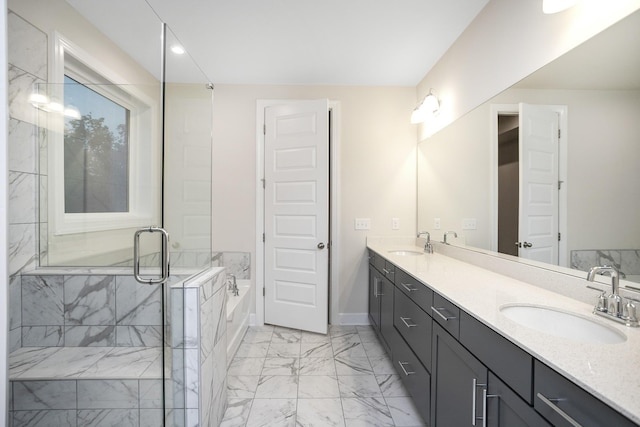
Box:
[212,85,416,318]
[416,0,640,139]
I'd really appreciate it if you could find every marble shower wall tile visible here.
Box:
[22,275,64,326]
[8,119,37,174]
[8,64,42,126]
[9,223,36,276]
[13,380,76,410]
[116,326,162,347]
[8,172,37,226]
[7,12,47,80]
[22,326,63,347]
[64,325,116,347]
[222,252,251,279]
[115,275,162,326]
[64,275,116,326]
[621,250,640,275]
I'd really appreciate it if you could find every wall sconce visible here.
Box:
[542,0,578,14]
[411,90,440,124]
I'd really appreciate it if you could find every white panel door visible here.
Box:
[518,103,559,264]
[264,100,329,334]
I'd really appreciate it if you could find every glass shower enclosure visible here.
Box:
[7,0,214,425]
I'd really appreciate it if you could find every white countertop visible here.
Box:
[367,240,640,424]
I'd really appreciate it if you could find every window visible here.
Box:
[49,33,159,235]
[63,75,130,213]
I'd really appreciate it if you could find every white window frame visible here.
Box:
[49,32,158,235]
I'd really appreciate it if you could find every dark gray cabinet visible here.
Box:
[432,322,488,427]
[367,251,639,427]
[487,372,551,427]
[534,361,637,427]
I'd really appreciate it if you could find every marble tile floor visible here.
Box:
[9,346,162,380]
[220,325,426,427]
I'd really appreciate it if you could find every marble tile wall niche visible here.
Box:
[7,10,49,352]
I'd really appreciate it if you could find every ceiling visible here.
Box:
[66,0,489,86]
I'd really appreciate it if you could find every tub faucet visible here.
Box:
[417,231,433,253]
[443,231,457,245]
[226,273,239,296]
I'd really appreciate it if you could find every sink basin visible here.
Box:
[500,304,626,344]
[388,250,423,256]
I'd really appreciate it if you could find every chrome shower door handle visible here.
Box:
[134,226,170,285]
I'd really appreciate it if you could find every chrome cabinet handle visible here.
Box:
[374,277,382,298]
[472,378,487,426]
[400,282,417,292]
[400,317,417,328]
[537,393,583,427]
[431,306,456,321]
[398,361,415,376]
[134,226,170,285]
[383,268,394,275]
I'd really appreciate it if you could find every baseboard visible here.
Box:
[337,313,370,326]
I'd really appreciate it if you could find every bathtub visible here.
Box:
[226,280,251,363]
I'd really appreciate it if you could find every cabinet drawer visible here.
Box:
[395,268,433,311]
[371,250,386,272]
[382,260,396,282]
[391,331,430,424]
[431,293,460,339]
[534,360,637,427]
[460,311,533,404]
[488,372,550,427]
[394,287,432,370]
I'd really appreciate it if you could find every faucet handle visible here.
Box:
[587,285,608,312]
[622,298,639,324]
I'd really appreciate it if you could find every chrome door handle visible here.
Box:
[523,242,533,248]
[317,242,325,249]
[134,226,170,285]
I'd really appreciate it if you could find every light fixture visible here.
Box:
[171,45,185,55]
[64,105,81,119]
[542,0,578,14]
[411,90,440,124]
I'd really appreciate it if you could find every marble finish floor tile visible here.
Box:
[222,325,425,427]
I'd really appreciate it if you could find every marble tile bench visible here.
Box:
[8,346,164,427]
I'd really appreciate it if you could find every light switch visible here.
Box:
[354,218,371,230]
[392,218,400,230]
[462,218,477,230]
[434,218,441,230]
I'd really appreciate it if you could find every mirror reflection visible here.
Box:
[417,10,640,282]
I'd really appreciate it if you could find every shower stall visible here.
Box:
[6,0,224,425]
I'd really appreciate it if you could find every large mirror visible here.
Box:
[418,9,640,283]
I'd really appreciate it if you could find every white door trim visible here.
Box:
[255,99,341,327]
[489,103,568,267]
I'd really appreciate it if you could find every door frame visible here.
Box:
[255,99,341,327]
[489,103,568,267]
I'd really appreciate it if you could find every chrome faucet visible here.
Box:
[587,265,638,327]
[417,231,433,253]
[443,231,457,245]
[225,273,239,296]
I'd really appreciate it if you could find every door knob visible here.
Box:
[523,242,533,248]
[317,243,325,249]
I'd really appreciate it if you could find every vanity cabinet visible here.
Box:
[431,322,488,426]
[367,251,639,427]
[368,251,395,354]
[534,361,638,427]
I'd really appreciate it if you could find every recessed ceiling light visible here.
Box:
[171,45,185,55]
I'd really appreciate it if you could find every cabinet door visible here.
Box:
[368,265,381,331]
[432,323,488,427]
[487,372,551,427]
[379,276,394,355]
[534,361,637,427]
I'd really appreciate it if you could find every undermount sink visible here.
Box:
[500,304,626,344]
[388,250,423,256]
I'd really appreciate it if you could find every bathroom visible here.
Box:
[1,0,639,426]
